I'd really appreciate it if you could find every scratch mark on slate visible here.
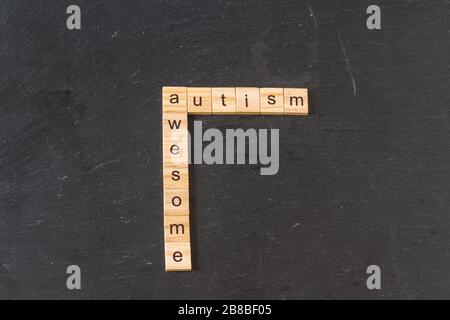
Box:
[88,159,120,173]
[308,6,318,31]
[338,31,357,96]
[290,222,301,229]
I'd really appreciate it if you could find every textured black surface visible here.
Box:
[0,0,449,299]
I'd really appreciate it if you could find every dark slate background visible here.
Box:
[0,0,449,299]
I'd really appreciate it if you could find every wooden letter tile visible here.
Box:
[163,165,189,189]
[162,86,187,113]
[211,87,236,114]
[164,215,190,242]
[260,88,284,115]
[165,242,191,271]
[187,87,212,115]
[163,188,189,216]
[284,88,308,115]
[236,87,260,114]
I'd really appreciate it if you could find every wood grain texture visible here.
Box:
[187,87,212,115]
[260,88,285,115]
[284,88,308,115]
[163,188,190,216]
[211,87,237,114]
[165,242,192,271]
[236,87,260,114]
[162,112,189,166]
[162,87,187,113]
[163,165,189,189]
[164,215,190,242]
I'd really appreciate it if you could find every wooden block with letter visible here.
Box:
[162,112,188,166]
[163,165,189,189]
[187,87,212,115]
[236,87,260,114]
[162,86,187,113]
[163,188,190,216]
[165,242,192,271]
[284,88,308,115]
[260,88,285,115]
[211,87,236,114]
[164,215,190,242]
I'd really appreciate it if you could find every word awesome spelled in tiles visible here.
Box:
[161,86,308,272]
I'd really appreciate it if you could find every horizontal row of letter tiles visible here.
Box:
[162,87,308,115]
